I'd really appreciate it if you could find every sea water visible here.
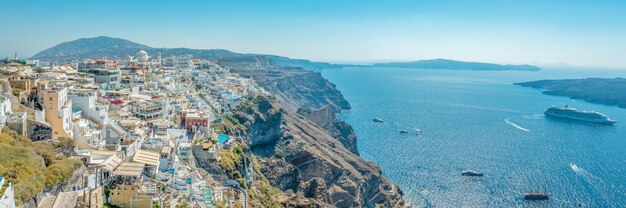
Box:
[323,67,626,207]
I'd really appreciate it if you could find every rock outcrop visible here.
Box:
[232,98,406,207]
[231,67,351,113]
[230,65,406,207]
[296,107,358,155]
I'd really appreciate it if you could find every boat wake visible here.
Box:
[504,117,530,132]
[522,114,543,119]
[570,163,600,181]
[570,163,611,202]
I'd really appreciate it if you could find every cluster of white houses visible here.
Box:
[0,50,265,208]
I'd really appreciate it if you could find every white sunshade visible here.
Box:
[132,149,160,166]
[113,162,145,177]
[100,155,123,172]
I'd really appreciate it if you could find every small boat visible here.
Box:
[461,170,483,176]
[399,130,408,134]
[523,192,549,200]
[373,118,384,123]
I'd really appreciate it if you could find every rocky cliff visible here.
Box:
[229,65,407,207]
[232,98,406,207]
[296,107,358,155]
[231,67,351,113]
[232,67,358,154]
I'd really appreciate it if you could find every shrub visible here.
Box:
[44,158,82,187]
[0,128,83,205]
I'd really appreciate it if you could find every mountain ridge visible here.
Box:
[31,36,339,71]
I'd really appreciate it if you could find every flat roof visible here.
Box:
[91,150,121,156]
[161,146,172,154]
[113,162,145,177]
[100,156,123,172]
[132,149,160,166]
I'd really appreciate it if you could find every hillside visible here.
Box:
[31,36,339,71]
[515,78,626,108]
[0,128,82,205]
[372,58,542,71]
[231,97,406,207]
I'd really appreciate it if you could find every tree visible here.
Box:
[104,185,111,202]
[56,136,74,149]
[234,146,243,155]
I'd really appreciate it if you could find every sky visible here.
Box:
[1,0,626,68]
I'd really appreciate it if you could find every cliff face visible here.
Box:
[230,66,406,207]
[233,98,405,207]
[297,107,358,155]
[231,67,351,113]
[233,67,358,153]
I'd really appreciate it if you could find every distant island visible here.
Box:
[369,59,542,71]
[515,78,626,108]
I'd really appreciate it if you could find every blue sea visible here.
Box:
[322,67,626,207]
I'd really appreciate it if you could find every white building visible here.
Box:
[80,68,120,89]
[0,95,11,126]
[130,98,169,121]
[136,50,150,63]
[0,177,16,208]
[68,89,126,147]
[68,89,107,124]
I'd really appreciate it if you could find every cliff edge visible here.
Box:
[232,97,406,207]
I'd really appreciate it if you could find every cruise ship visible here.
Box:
[544,105,617,125]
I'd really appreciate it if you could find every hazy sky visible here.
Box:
[2,0,626,68]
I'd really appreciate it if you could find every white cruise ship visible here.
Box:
[544,105,617,125]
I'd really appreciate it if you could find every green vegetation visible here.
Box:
[247,180,282,208]
[257,181,282,208]
[103,203,122,208]
[239,96,264,109]
[11,88,21,96]
[56,136,74,148]
[215,200,227,208]
[253,161,268,182]
[211,114,246,135]
[223,114,246,131]
[219,149,243,179]
[233,146,243,155]
[0,128,82,204]
[239,100,252,109]
[43,158,82,186]
[246,159,283,208]
[235,178,248,189]
[104,185,111,202]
